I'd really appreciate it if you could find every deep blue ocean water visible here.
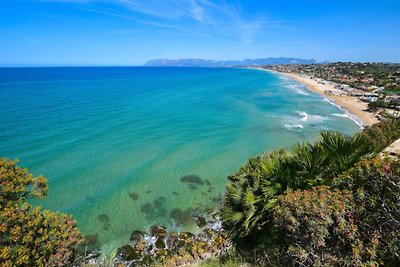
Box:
[0,67,360,249]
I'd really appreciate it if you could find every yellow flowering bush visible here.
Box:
[0,158,82,266]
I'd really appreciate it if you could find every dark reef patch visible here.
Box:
[98,213,109,223]
[140,203,152,214]
[85,196,94,202]
[98,214,110,231]
[140,197,168,220]
[83,234,98,245]
[129,192,139,200]
[188,184,197,190]
[170,207,203,226]
[170,208,193,225]
[180,175,204,185]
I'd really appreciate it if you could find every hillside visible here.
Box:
[144,57,316,67]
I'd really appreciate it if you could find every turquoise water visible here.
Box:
[0,67,360,249]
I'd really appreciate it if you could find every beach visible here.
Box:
[269,70,379,127]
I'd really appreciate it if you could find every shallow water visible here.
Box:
[0,67,360,249]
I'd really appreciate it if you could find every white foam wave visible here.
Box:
[284,124,304,131]
[324,97,364,129]
[332,113,349,118]
[296,111,328,123]
[286,84,310,95]
[312,125,331,131]
[296,111,309,121]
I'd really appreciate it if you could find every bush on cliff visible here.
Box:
[0,158,82,266]
[273,186,379,266]
[362,117,400,152]
[221,131,373,242]
[333,156,400,265]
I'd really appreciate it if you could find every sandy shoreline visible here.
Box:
[281,72,378,127]
[252,68,379,127]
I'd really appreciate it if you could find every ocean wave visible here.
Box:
[332,113,349,118]
[284,123,304,131]
[286,84,310,95]
[296,111,328,123]
[312,125,332,131]
[283,110,331,132]
[324,97,364,129]
[296,111,309,121]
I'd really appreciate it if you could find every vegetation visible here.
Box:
[362,117,400,152]
[269,62,400,92]
[274,186,378,266]
[0,158,82,266]
[221,131,373,242]
[334,157,400,265]
[220,119,400,266]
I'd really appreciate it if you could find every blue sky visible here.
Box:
[1,0,400,66]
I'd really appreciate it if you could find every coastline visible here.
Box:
[252,68,379,127]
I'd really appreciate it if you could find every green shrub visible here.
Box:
[334,157,400,265]
[273,186,379,266]
[362,118,400,152]
[221,131,373,242]
[0,158,82,266]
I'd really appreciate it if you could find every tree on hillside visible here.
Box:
[0,158,82,266]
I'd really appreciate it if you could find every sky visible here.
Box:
[1,0,400,66]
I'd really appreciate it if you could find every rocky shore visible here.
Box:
[81,215,230,266]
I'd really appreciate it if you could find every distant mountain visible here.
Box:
[144,57,316,67]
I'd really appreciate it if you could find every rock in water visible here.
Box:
[195,216,207,228]
[129,192,139,200]
[98,213,109,223]
[180,175,204,185]
[118,245,141,261]
[150,225,167,238]
[130,230,145,242]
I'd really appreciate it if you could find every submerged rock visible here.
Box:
[188,184,198,190]
[153,196,166,206]
[205,179,212,186]
[140,197,168,220]
[140,203,152,214]
[98,213,109,223]
[180,175,204,185]
[129,192,139,200]
[170,208,194,225]
[83,234,98,245]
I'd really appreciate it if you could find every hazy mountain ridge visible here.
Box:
[144,57,317,67]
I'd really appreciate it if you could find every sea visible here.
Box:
[0,67,360,250]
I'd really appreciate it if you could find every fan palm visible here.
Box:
[221,130,373,242]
